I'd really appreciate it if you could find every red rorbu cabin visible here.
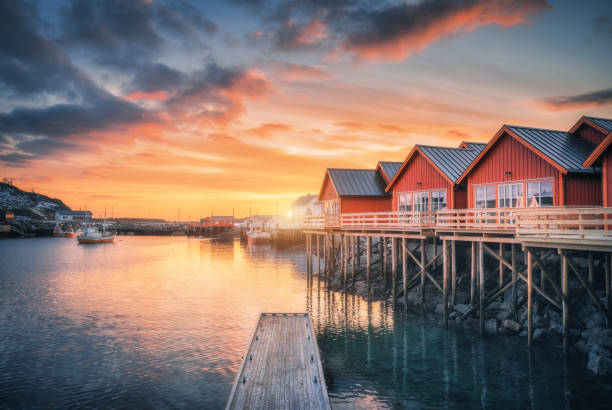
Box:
[385,143,485,213]
[456,124,602,210]
[582,118,612,206]
[318,168,392,223]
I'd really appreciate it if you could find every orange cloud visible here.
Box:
[126,90,169,101]
[245,123,293,138]
[342,0,550,62]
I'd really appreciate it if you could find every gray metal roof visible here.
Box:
[328,169,389,197]
[461,142,486,152]
[506,125,595,172]
[586,116,612,133]
[378,161,402,181]
[417,145,482,183]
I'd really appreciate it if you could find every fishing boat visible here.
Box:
[53,224,64,237]
[63,227,77,237]
[77,225,115,244]
[247,230,271,245]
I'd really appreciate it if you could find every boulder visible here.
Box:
[533,328,546,341]
[550,322,563,335]
[585,311,607,329]
[485,319,497,334]
[587,349,612,376]
[587,329,612,350]
[574,339,589,355]
[435,304,445,315]
[354,281,368,296]
[533,314,548,329]
[496,309,513,321]
[454,304,471,315]
[503,319,521,333]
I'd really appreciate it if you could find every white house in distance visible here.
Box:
[54,210,92,222]
[291,194,321,218]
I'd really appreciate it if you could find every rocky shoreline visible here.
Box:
[318,239,612,377]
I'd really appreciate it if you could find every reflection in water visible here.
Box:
[0,237,611,409]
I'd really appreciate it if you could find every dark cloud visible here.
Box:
[0,0,91,97]
[0,152,36,167]
[57,0,217,68]
[156,1,218,37]
[232,0,550,61]
[0,96,146,139]
[533,88,612,111]
[131,63,186,93]
[594,15,612,36]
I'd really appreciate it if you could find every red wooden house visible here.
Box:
[582,118,612,206]
[318,168,392,221]
[385,143,485,212]
[456,124,601,209]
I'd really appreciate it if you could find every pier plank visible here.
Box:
[226,313,331,410]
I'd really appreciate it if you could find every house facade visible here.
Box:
[457,125,602,209]
[385,144,485,212]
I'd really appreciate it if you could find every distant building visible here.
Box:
[54,210,92,222]
[0,209,14,222]
[200,216,234,227]
[291,194,321,218]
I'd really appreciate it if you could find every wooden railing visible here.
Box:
[514,207,612,239]
[436,208,520,231]
[301,211,435,230]
[301,207,612,240]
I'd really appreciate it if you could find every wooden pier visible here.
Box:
[226,313,331,410]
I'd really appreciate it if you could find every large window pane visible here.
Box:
[486,186,496,208]
[541,180,553,206]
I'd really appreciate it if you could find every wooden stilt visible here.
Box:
[317,234,321,286]
[588,253,594,287]
[366,236,371,299]
[499,243,504,302]
[451,240,456,307]
[540,249,546,294]
[379,237,384,280]
[471,241,476,306]
[356,236,360,267]
[323,234,327,285]
[561,249,568,356]
[511,244,517,321]
[443,239,449,329]
[340,234,344,283]
[420,239,426,304]
[343,235,348,287]
[351,236,355,284]
[330,235,335,286]
[607,254,611,321]
[433,237,437,270]
[479,241,485,336]
[527,248,533,349]
[392,238,397,306]
[402,237,407,313]
[383,237,388,287]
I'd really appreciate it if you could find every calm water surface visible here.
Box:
[1,236,611,409]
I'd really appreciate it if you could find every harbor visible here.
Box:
[1,236,610,408]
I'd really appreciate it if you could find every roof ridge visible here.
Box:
[505,124,567,133]
[585,115,612,121]
[418,144,479,151]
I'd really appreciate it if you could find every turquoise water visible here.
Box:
[0,236,610,408]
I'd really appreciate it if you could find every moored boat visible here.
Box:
[77,225,115,244]
[64,227,77,237]
[53,224,64,237]
[247,230,271,245]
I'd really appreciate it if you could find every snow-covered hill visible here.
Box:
[0,183,70,220]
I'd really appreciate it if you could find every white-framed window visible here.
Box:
[413,192,429,212]
[324,199,339,215]
[431,190,447,211]
[527,180,553,207]
[475,185,496,208]
[498,183,524,208]
[398,192,412,212]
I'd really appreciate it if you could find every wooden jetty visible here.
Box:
[226,313,331,410]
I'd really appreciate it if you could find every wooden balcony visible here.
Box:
[301,207,612,244]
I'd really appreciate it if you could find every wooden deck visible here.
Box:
[226,313,331,410]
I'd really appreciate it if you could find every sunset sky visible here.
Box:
[1,0,611,219]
